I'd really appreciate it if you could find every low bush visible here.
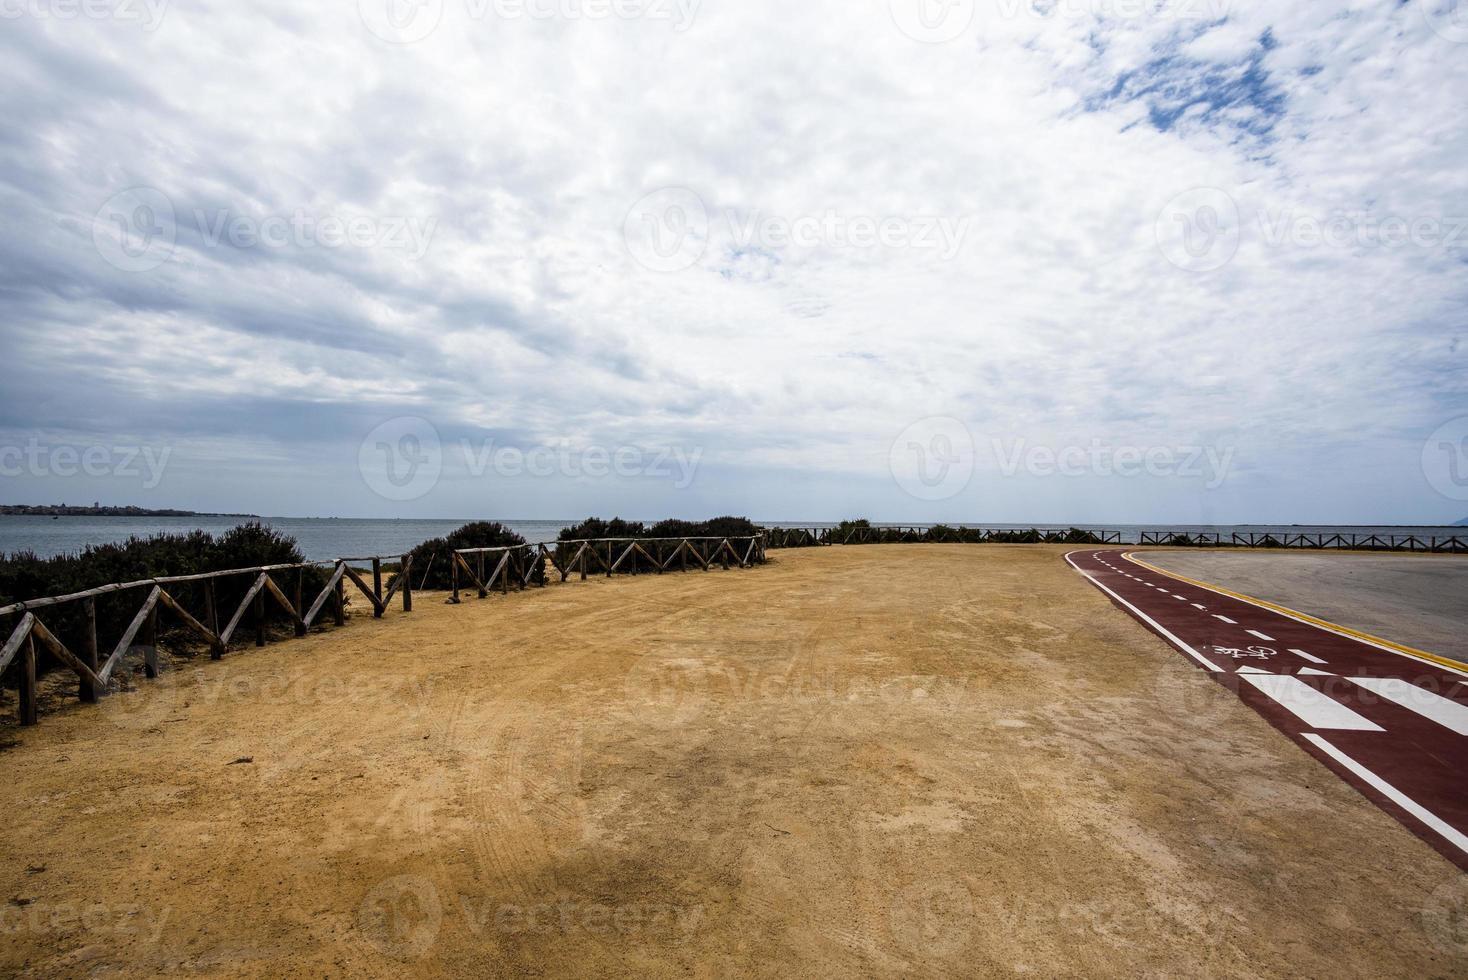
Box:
[0,522,325,681]
[399,522,533,592]
[555,517,762,574]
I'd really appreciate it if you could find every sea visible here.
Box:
[0,516,1463,563]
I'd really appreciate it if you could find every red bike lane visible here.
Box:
[1067,548,1468,872]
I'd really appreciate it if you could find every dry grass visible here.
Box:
[1,545,1464,978]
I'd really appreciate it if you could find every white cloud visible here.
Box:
[0,0,1464,522]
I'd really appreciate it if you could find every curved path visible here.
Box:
[1068,548,1468,873]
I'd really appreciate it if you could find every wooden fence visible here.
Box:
[765,526,1466,553]
[0,534,768,731]
[449,535,766,601]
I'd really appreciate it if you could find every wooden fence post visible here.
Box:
[19,632,38,726]
[452,554,461,604]
[402,557,413,612]
[143,604,160,678]
[254,587,266,648]
[580,547,588,581]
[205,580,223,659]
[294,568,304,621]
[333,571,345,627]
[80,597,99,703]
[372,559,384,619]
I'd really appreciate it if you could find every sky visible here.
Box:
[1,0,1466,524]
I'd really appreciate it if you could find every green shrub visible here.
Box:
[400,522,532,592]
[0,522,323,681]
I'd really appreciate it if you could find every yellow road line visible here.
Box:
[1123,552,1468,675]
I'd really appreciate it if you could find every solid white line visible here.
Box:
[1247,630,1276,642]
[1239,675,1384,731]
[1348,677,1468,736]
[1290,648,1328,665]
[1303,734,1468,859]
[1214,615,1238,625]
[1064,552,1222,672]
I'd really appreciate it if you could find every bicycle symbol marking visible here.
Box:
[1212,646,1278,661]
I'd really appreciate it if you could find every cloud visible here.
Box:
[0,0,1465,523]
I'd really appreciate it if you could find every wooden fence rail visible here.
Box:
[0,553,415,729]
[0,534,771,731]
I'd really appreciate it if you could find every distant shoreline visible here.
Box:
[0,505,258,518]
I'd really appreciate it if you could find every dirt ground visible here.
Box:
[1143,550,1468,661]
[1,545,1465,978]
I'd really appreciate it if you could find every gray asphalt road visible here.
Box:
[1142,551,1468,662]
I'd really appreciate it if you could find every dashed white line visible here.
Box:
[1191,604,1207,611]
[1247,630,1276,642]
[1290,648,1328,665]
[1173,595,1187,601]
[1214,615,1238,625]
[1064,552,1222,673]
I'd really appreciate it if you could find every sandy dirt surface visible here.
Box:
[1143,550,1468,661]
[2,545,1466,978]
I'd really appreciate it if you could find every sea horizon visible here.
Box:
[1,514,1463,563]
